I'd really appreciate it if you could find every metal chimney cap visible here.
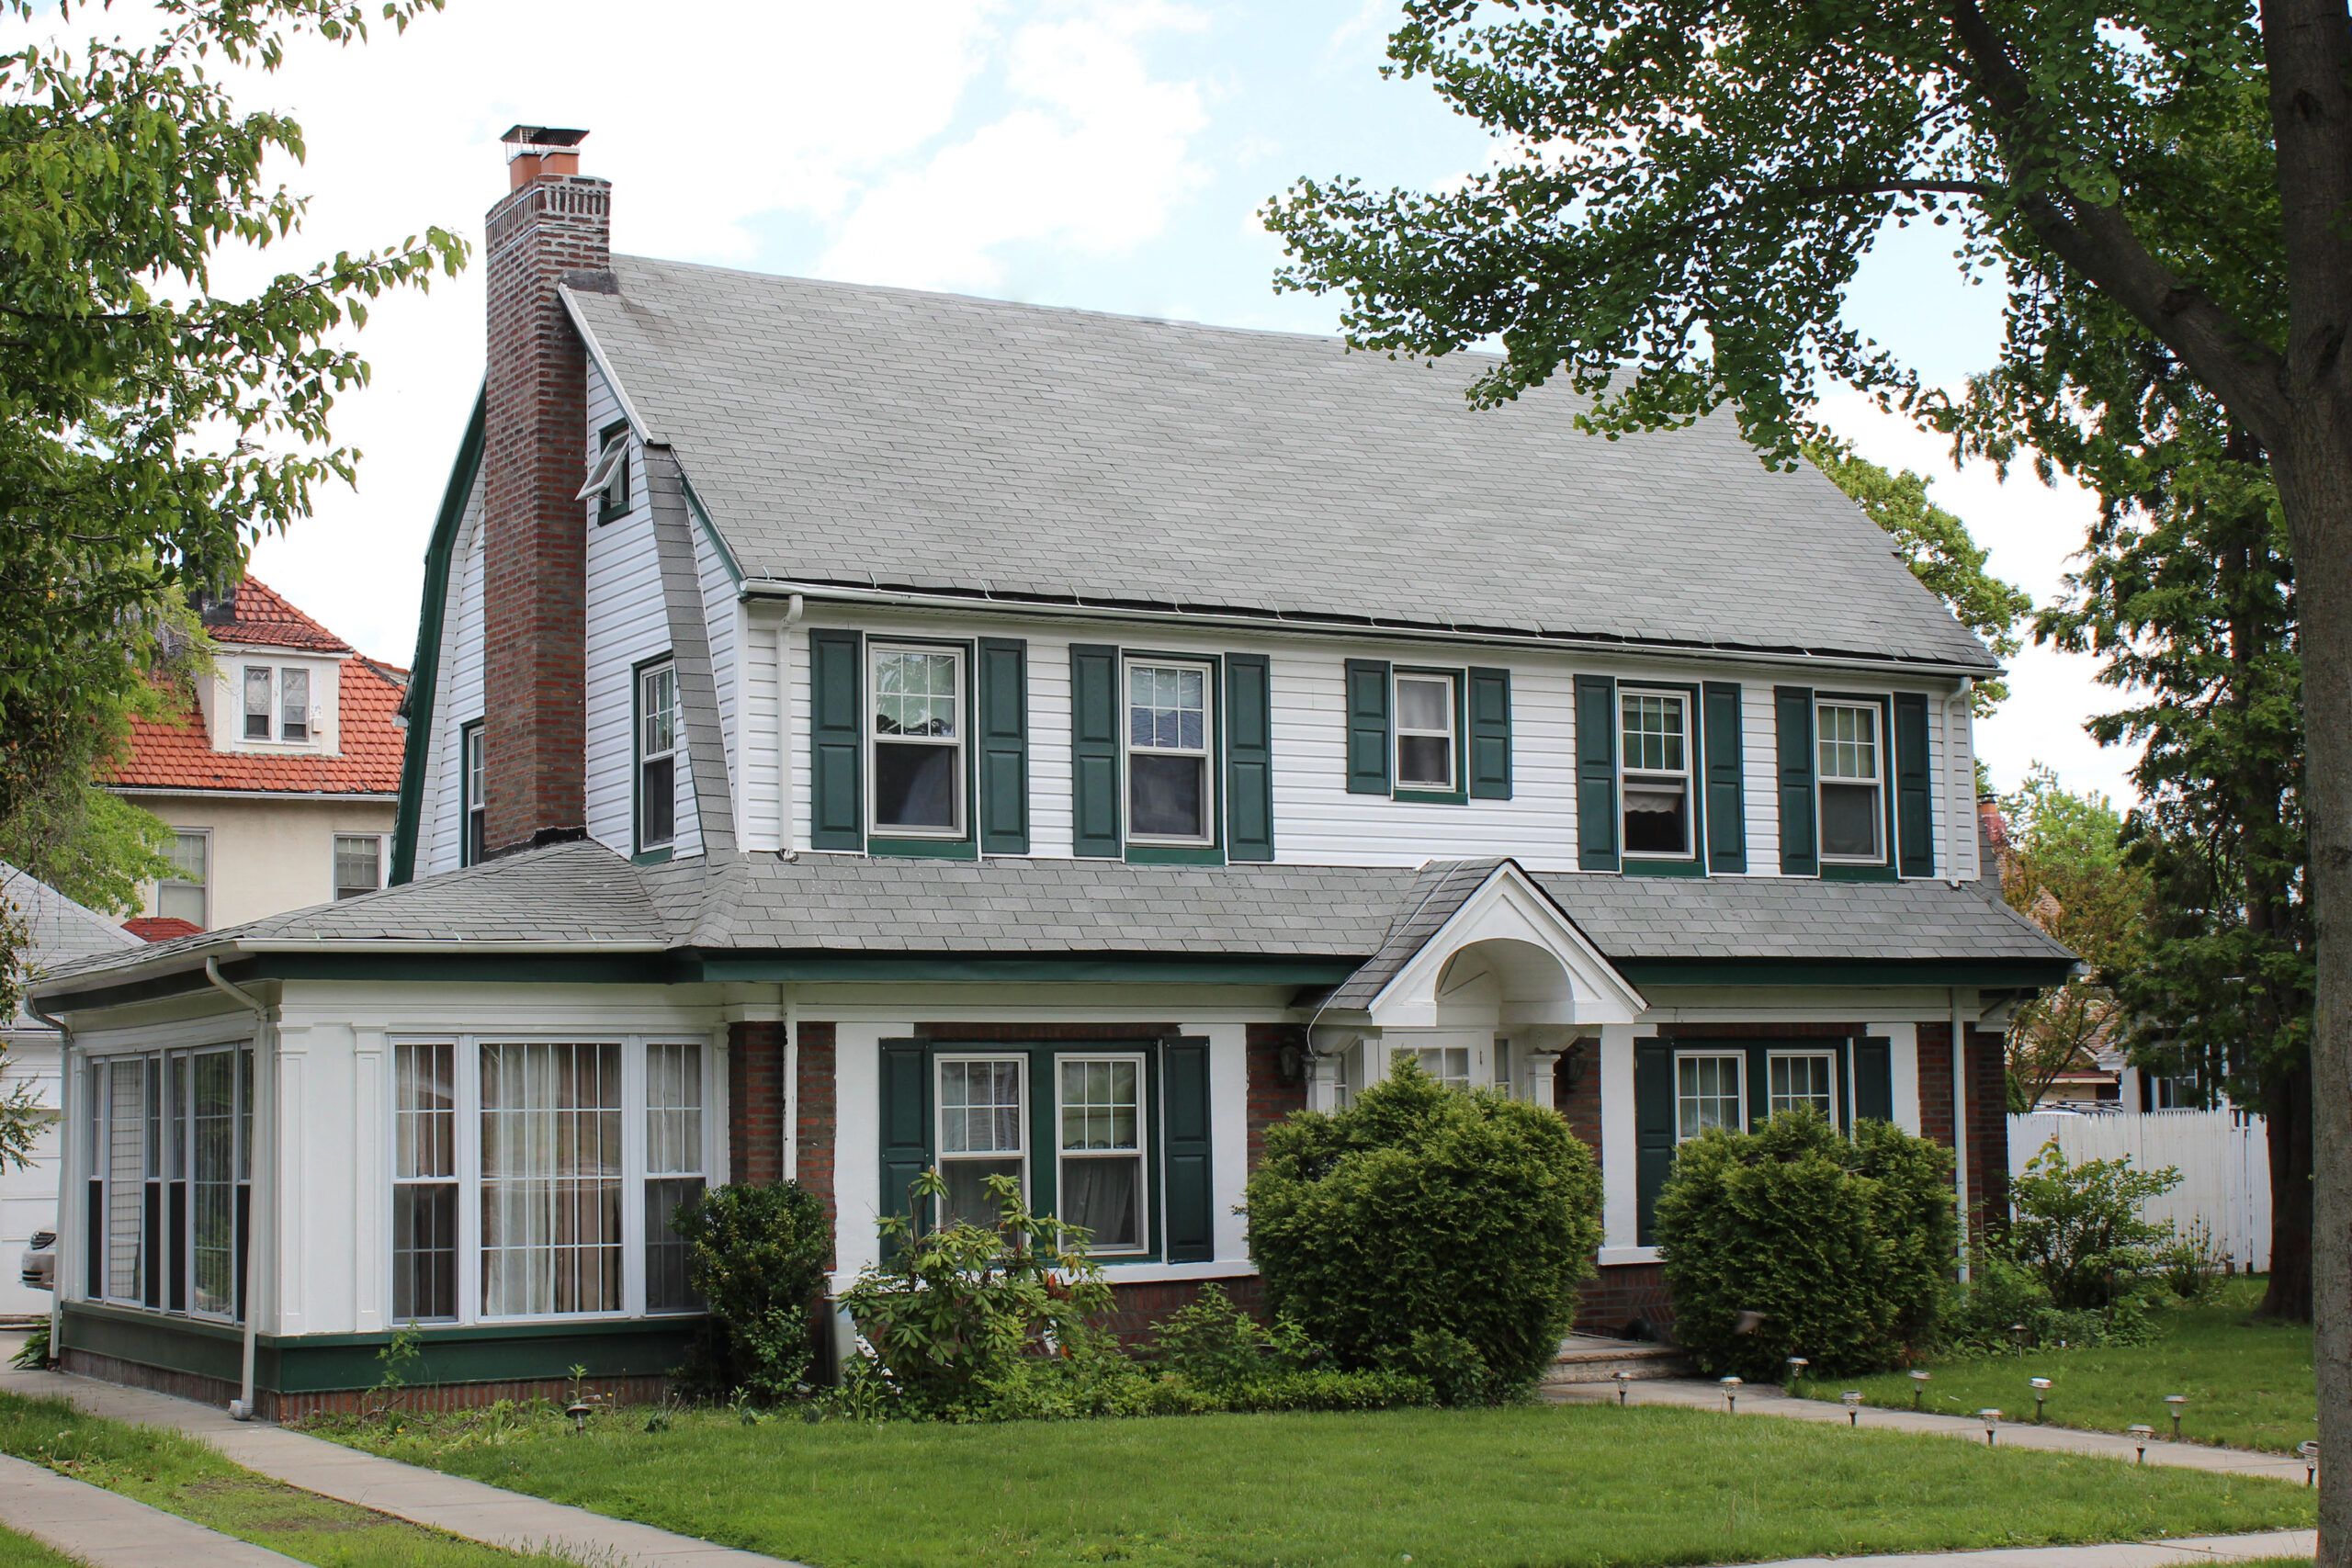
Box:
[501,125,590,153]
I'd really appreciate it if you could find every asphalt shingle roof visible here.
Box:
[4,864,138,1028]
[565,259,1996,671]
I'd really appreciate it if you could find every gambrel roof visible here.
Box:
[561,258,1997,673]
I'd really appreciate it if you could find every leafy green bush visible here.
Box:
[672,1181,831,1403]
[1245,1063,1602,1404]
[2007,1142,2182,1311]
[1939,1252,2126,1356]
[1656,1111,1953,1380]
[1142,1283,1315,1388]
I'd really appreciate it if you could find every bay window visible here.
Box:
[870,645,965,837]
[1620,690,1693,857]
[386,1034,715,1325]
[1816,700,1885,863]
[1125,660,1213,843]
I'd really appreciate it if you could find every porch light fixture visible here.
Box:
[2165,1393,2188,1440]
[1841,1391,1862,1427]
[2301,1439,2320,1487]
[1783,1356,1808,1392]
[1613,1370,1631,1405]
[1977,1409,2001,1447]
[1720,1375,1742,1414]
[2030,1377,2052,1423]
[2128,1423,2154,1464]
[1561,1040,1590,1093]
[1909,1369,1930,1410]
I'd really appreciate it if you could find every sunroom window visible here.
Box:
[1126,660,1212,843]
[84,1045,250,1321]
[1621,690,1692,857]
[1816,701,1885,863]
[871,646,964,836]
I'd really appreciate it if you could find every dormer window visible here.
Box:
[580,421,631,524]
[241,664,315,744]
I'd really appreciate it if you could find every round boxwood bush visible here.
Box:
[1245,1062,1601,1403]
[672,1180,831,1402]
[1655,1111,1953,1380]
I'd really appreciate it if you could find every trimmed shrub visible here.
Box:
[1655,1111,1953,1380]
[2007,1142,2182,1311]
[1245,1063,1602,1404]
[672,1181,831,1403]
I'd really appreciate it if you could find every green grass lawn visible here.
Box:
[0,1521,87,1566]
[0,1391,571,1567]
[322,1398,2315,1568]
[1806,1276,2315,1454]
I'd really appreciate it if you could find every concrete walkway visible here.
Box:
[0,1362,800,1567]
[1548,1376,2315,1484]
[0,1448,303,1565]
[1737,1530,2315,1567]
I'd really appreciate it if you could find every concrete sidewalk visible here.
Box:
[1547,1376,2314,1484]
[0,1448,303,1566]
[0,1362,800,1567]
[1737,1529,2314,1567]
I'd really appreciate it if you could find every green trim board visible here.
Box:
[62,1300,699,1395]
[390,388,487,886]
[677,473,744,585]
[1618,956,2077,988]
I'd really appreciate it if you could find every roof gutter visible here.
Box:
[736,577,1999,683]
[30,938,673,1007]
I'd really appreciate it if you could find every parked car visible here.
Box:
[19,1230,53,1292]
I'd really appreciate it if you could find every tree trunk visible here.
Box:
[2271,422,2352,1566]
[2261,1061,2314,1321]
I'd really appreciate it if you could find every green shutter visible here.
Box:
[1070,644,1122,858]
[1702,681,1746,873]
[1894,693,1935,877]
[1226,654,1274,862]
[1468,667,1512,799]
[1576,674,1620,871]
[1774,685,1818,875]
[1634,1039,1675,1245]
[977,638,1030,854]
[809,629,864,852]
[1853,1037,1894,1123]
[878,1040,931,1256]
[1746,1043,1772,1127]
[1344,659,1392,795]
[1162,1037,1214,1262]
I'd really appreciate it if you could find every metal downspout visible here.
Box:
[204,959,269,1419]
[1951,987,1972,1284]
[22,991,72,1364]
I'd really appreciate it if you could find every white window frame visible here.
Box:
[1123,657,1216,847]
[279,666,311,743]
[866,643,967,840]
[333,833,388,900]
[1815,698,1887,865]
[1767,1049,1839,1126]
[382,1033,718,1327]
[391,1039,459,1324]
[1619,687,1695,861]
[1391,1043,1474,1091]
[158,829,209,928]
[80,1042,251,1325]
[579,425,631,517]
[239,664,318,745]
[243,665,275,741]
[1673,1050,1744,1145]
[1053,1052,1149,1258]
[1392,669,1460,793]
[461,721,486,868]
[637,660,680,852]
[933,1053,1029,1223]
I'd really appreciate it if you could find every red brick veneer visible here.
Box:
[796,1021,838,1268]
[1245,1023,1306,1174]
[727,1021,786,1184]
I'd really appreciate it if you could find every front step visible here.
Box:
[1543,1336,1693,1386]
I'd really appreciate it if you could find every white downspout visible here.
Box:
[204,958,270,1419]
[1950,987,1971,1284]
[777,594,804,855]
[781,985,799,1182]
[23,991,73,1365]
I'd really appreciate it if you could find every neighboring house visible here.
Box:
[28,128,2073,1416]
[0,866,137,1321]
[110,579,405,930]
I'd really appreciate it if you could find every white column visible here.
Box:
[1598,1023,1638,1252]
[1875,1021,1923,1135]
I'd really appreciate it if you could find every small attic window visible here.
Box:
[578,422,631,523]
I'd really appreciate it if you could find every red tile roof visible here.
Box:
[200,578,352,653]
[107,581,405,796]
[124,916,203,942]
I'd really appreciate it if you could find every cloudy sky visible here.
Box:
[55,0,2132,803]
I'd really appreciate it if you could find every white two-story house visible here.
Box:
[28,127,2069,1416]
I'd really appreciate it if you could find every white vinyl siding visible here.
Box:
[415,467,487,878]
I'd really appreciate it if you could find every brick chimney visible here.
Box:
[480,126,606,855]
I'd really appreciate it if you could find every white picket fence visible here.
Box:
[2007,1110,2273,1273]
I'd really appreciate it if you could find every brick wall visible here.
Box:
[1574,1264,1675,1339]
[1244,1022,1306,1174]
[1555,1045,1601,1160]
[796,1021,838,1268]
[1102,1274,1266,1342]
[480,170,609,854]
[1917,1022,2011,1228]
[727,1021,786,1185]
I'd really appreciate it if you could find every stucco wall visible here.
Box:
[127,794,396,929]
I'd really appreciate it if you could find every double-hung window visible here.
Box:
[241,665,313,742]
[1816,701,1885,863]
[936,1056,1025,1229]
[1394,671,1459,792]
[1125,660,1213,844]
[460,722,486,867]
[334,834,385,900]
[637,661,679,853]
[1620,691,1693,857]
[1768,1052,1838,1123]
[280,669,311,742]
[871,646,964,837]
[158,830,209,927]
[1057,1057,1145,1254]
[243,668,274,740]
[391,1035,711,1324]
[1674,1053,1743,1143]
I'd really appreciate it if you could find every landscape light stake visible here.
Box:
[2165,1394,2188,1441]
[2030,1378,2052,1424]
[567,1398,593,1435]
[2008,1322,2028,1354]
[1721,1375,1742,1415]
[2129,1424,2154,1464]
[1614,1371,1631,1406]
[1978,1409,2001,1447]
[1841,1391,1862,1427]
[1783,1356,1808,1393]
[2301,1440,2320,1487]
[1910,1370,1930,1410]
